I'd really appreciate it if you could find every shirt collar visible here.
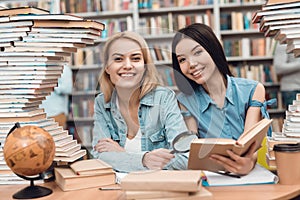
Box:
[226,75,235,105]
[198,75,234,113]
[103,88,155,109]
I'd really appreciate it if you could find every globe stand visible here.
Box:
[12,174,52,199]
[13,179,52,199]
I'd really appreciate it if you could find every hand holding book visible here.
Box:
[188,118,273,172]
[209,140,259,175]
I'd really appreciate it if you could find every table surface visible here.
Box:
[1,181,300,200]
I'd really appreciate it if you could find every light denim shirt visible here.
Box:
[92,86,188,172]
[177,75,274,139]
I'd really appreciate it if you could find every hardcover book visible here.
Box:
[70,159,114,176]
[32,20,105,31]
[121,170,202,192]
[54,149,87,162]
[54,166,115,191]
[188,118,273,172]
[0,6,49,16]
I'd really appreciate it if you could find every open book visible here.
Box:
[188,118,273,172]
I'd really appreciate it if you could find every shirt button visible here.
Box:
[141,132,145,135]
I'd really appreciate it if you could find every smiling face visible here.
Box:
[175,37,218,85]
[105,38,145,90]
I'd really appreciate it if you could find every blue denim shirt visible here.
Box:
[92,86,188,172]
[177,75,273,139]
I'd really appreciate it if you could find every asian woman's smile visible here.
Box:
[175,38,216,84]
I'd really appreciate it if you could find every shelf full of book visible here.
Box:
[63,1,283,148]
[0,0,281,150]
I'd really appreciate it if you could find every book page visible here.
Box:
[236,118,272,154]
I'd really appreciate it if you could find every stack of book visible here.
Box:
[252,0,300,57]
[54,159,116,191]
[266,93,300,169]
[120,170,213,200]
[0,6,104,184]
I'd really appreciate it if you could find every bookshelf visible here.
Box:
[2,0,284,149]
[66,0,285,147]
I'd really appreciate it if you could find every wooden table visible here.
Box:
[1,182,299,200]
[207,184,300,200]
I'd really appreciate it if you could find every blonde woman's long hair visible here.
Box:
[99,31,161,103]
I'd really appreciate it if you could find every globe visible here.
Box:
[3,125,55,177]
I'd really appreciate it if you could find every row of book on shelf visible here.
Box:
[229,64,277,84]
[223,37,275,57]
[87,11,213,39]
[220,11,259,31]
[139,10,213,36]
[73,70,100,91]
[219,0,264,4]
[60,0,132,13]
[69,99,95,118]
[70,45,103,66]
[138,0,213,9]
[61,0,264,14]
[266,93,300,170]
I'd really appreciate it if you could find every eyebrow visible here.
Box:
[191,44,201,52]
[111,52,142,57]
[112,53,123,57]
[176,44,201,58]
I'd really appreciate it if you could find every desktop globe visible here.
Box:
[3,124,55,199]
[3,125,55,176]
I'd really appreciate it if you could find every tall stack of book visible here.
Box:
[266,93,300,169]
[0,6,104,184]
[252,0,300,57]
[120,170,213,200]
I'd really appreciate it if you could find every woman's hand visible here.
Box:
[142,148,175,170]
[94,138,125,152]
[209,141,257,175]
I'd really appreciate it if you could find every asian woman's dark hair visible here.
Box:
[172,23,233,95]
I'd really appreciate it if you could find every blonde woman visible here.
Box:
[92,31,188,172]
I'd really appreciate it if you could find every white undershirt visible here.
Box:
[116,96,142,153]
[124,129,142,153]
